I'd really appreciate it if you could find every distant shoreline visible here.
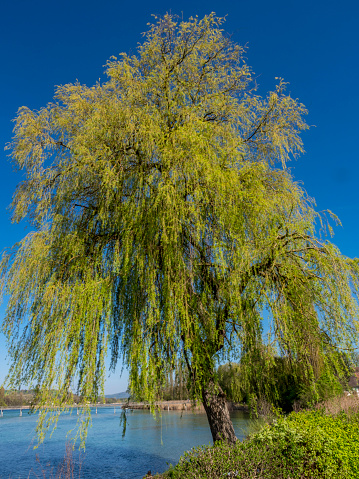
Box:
[0,401,249,413]
[0,403,123,411]
[122,400,249,412]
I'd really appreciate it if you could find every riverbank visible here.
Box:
[122,400,249,412]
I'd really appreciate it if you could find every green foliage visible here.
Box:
[1,12,359,443]
[160,410,359,478]
[297,368,344,409]
[217,363,245,403]
[218,357,345,412]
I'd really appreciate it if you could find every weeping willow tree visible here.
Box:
[1,13,359,444]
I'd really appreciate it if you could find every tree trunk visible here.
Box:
[201,379,237,444]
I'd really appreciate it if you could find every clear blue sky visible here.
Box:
[0,0,358,394]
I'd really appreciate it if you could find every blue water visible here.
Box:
[0,407,250,479]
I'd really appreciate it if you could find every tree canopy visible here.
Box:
[1,13,359,443]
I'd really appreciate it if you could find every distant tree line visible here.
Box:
[0,388,35,407]
[0,386,6,406]
[129,362,190,402]
[161,367,189,401]
[0,387,121,407]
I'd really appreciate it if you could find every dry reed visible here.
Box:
[314,391,359,416]
[27,442,82,479]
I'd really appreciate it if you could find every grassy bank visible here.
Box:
[151,394,359,479]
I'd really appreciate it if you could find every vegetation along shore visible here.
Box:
[147,394,359,479]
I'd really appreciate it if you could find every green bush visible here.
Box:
[159,410,359,478]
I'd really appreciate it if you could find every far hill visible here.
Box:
[105,391,130,399]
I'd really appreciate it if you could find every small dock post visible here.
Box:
[0,409,3,417]
[20,409,22,417]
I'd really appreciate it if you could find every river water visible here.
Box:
[0,407,250,479]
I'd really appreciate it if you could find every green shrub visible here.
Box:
[158,410,359,478]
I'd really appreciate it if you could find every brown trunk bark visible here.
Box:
[201,379,237,444]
